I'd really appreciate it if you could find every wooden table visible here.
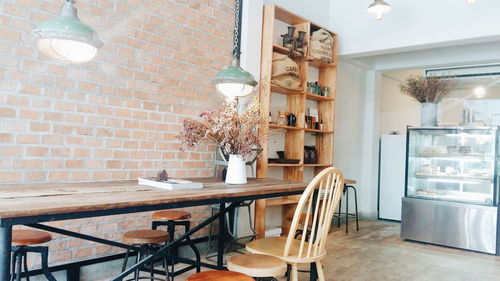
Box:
[0,178,306,281]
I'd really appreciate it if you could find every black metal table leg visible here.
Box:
[346,187,349,234]
[217,203,226,269]
[0,225,12,281]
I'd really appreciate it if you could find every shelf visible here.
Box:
[410,153,494,160]
[305,92,335,101]
[272,44,304,58]
[305,128,334,134]
[268,163,302,167]
[265,198,300,206]
[269,124,303,130]
[414,173,493,181]
[268,124,333,134]
[270,85,303,96]
[267,163,331,167]
[303,163,332,167]
[306,56,336,69]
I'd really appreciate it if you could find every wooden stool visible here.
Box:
[227,254,286,280]
[334,179,359,233]
[186,270,254,281]
[152,210,201,279]
[121,230,170,281]
[11,230,56,281]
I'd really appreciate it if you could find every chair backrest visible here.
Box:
[283,167,344,259]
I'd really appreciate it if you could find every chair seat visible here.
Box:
[227,254,287,278]
[246,236,325,263]
[186,270,254,281]
[123,230,169,244]
[345,179,356,185]
[12,230,52,246]
[152,210,191,221]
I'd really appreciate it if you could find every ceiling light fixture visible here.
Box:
[367,0,391,20]
[474,86,485,98]
[32,0,103,64]
[213,0,257,100]
[466,0,477,4]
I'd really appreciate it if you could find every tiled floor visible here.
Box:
[158,221,500,280]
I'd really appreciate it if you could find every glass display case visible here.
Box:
[406,127,499,206]
[402,126,499,255]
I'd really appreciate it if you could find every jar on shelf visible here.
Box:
[277,114,287,126]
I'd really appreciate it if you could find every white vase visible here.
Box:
[225,154,247,184]
[421,102,438,127]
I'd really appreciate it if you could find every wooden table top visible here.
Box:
[0,178,306,220]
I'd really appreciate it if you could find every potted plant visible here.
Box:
[178,97,263,184]
[399,75,454,127]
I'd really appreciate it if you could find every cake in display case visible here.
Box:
[401,127,499,255]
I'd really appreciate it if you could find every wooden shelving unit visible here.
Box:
[255,4,338,238]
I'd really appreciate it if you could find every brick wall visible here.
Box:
[0,0,234,267]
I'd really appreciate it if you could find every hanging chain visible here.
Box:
[232,0,241,59]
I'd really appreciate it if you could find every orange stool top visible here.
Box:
[152,210,191,221]
[345,179,356,185]
[12,230,52,246]
[123,230,170,244]
[186,270,254,281]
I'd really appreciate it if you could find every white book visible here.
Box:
[138,177,203,190]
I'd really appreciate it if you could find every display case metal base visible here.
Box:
[401,197,498,254]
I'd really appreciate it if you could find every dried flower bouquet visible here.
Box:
[399,75,454,103]
[178,97,263,160]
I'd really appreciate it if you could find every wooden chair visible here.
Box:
[185,270,254,281]
[246,167,344,281]
[227,253,286,280]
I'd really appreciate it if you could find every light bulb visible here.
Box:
[374,13,384,20]
[37,38,98,63]
[474,86,485,98]
[367,0,391,20]
[216,83,255,100]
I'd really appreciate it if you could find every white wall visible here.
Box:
[380,74,420,134]
[264,0,331,28]
[329,0,500,57]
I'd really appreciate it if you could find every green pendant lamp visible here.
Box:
[213,0,257,100]
[32,0,103,64]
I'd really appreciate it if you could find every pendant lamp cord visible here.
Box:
[65,0,76,3]
[232,0,243,60]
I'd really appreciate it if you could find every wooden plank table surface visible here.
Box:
[0,178,307,220]
[0,178,307,281]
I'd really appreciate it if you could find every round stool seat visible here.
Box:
[345,179,356,185]
[12,230,52,246]
[123,230,169,244]
[227,254,287,278]
[152,210,191,221]
[186,270,254,281]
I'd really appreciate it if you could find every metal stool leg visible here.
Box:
[337,197,342,227]
[350,186,360,231]
[10,247,18,281]
[22,251,29,281]
[345,187,349,234]
[134,248,141,281]
[166,222,175,281]
[12,248,21,281]
[183,223,201,273]
[121,248,131,272]
[39,247,56,281]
